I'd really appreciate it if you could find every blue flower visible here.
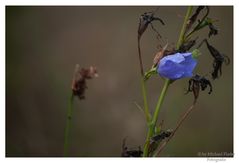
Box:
[157,52,197,80]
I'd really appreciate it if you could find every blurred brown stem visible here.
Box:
[137,35,151,122]
[137,38,144,76]
[155,100,197,156]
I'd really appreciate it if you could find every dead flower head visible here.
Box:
[71,64,98,99]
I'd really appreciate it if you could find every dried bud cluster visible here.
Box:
[138,11,164,40]
[71,64,98,99]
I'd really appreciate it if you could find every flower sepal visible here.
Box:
[191,49,201,59]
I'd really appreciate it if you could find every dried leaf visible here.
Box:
[121,138,143,157]
[186,75,212,101]
[185,6,205,33]
[178,37,198,52]
[208,23,218,37]
[204,40,230,79]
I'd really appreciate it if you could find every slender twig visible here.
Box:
[138,35,151,122]
[176,6,193,49]
[155,100,197,156]
[63,93,74,156]
[137,38,145,76]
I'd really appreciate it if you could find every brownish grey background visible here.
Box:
[6,6,233,157]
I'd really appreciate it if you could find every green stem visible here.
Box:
[151,79,170,126]
[143,79,170,156]
[63,93,74,156]
[141,78,151,122]
[143,6,193,157]
[176,6,193,49]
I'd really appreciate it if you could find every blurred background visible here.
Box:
[6,6,233,157]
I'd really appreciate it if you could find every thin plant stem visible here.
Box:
[143,79,170,157]
[155,100,197,156]
[63,93,74,156]
[151,79,171,126]
[137,38,145,76]
[176,6,193,49]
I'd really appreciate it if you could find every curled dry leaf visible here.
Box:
[186,74,212,101]
[208,23,218,37]
[121,138,143,157]
[148,129,172,156]
[198,39,230,79]
[185,6,205,34]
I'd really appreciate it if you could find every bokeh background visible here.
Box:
[6,6,233,157]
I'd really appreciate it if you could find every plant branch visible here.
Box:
[176,6,193,49]
[141,78,151,122]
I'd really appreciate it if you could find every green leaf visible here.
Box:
[192,49,201,59]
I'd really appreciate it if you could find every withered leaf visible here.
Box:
[185,6,205,34]
[121,138,143,157]
[186,75,212,101]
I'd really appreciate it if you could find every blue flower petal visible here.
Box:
[160,53,185,64]
[182,52,192,57]
[157,52,197,80]
[158,61,182,79]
